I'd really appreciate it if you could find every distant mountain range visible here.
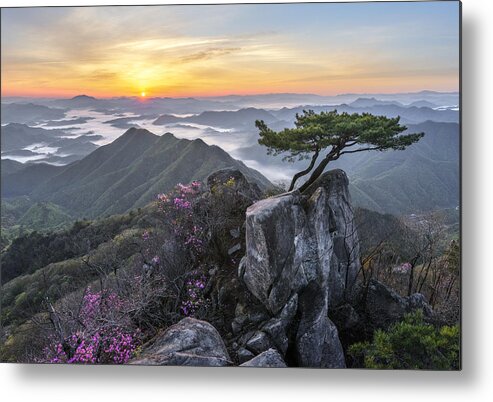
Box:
[2,90,459,114]
[151,102,458,133]
[1,123,63,151]
[1,103,66,125]
[197,91,458,108]
[269,102,458,125]
[348,97,403,108]
[3,121,456,218]
[1,128,272,219]
[1,123,101,162]
[154,107,279,129]
[1,91,459,219]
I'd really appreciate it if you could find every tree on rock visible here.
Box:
[255,110,424,192]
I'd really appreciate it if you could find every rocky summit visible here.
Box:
[130,168,435,369]
[233,169,360,368]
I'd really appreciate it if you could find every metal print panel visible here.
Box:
[0,1,461,369]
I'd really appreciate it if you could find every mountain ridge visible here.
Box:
[2,128,273,219]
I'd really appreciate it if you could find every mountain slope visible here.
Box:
[234,120,459,215]
[3,128,272,219]
[348,121,459,214]
[1,159,25,176]
[2,163,62,197]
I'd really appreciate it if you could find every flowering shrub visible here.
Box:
[158,181,201,211]
[157,181,205,256]
[44,288,139,364]
[156,182,211,318]
[180,271,209,317]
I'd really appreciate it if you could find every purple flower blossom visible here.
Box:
[44,288,139,364]
[180,272,208,317]
[173,197,191,209]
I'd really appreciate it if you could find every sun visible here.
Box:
[140,91,146,97]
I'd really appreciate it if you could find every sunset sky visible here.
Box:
[1,2,460,98]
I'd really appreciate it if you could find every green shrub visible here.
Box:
[348,310,460,370]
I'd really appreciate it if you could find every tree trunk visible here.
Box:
[407,254,421,296]
[288,147,320,191]
[298,149,339,193]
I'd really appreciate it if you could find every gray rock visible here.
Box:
[207,168,262,200]
[240,348,287,368]
[242,192,308,315]
[408,293,434,317]
[237,347,255,364]
[261,294,298,355]
[296,281,345,368]
[242,170,360,315]
[304,170,360,308]
[331,303,361,330]
[238,256,247,279]
[231,315,247,335]
[237,170,358,368]
[365,279,433,329]
[131,317,232,366]
[246,331,272,354]
[297,316,345,368]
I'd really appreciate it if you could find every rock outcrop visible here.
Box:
[128,169,434,369]
[131,318,232,366]
[235,169,360,368]
[363,279,433,329]
[207,167,263,201]
[240,348,287,368]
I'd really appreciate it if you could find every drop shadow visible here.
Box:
[5,4,478,391]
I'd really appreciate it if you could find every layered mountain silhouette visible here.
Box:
[1,103,66,125]
[1,123,101,160]
[154,107,279,128]
[1,123,64,151]
[270,104,458,125]
[2,128,272,218]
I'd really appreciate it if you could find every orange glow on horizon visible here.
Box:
[1,4,459,101]
[1,77,459,100]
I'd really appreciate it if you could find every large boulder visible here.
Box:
[364,279,433,329]
[241,192,307,315]
[240,348,287,368]
[207,168,262,201]
[304,170,361,307]
[131,318,232,366]
[241,169,359,315]
[237,169,359,368]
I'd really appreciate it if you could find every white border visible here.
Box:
[1,0,492,401]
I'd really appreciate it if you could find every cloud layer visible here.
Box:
[1,2,460,97]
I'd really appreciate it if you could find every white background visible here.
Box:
[0,0,491,401]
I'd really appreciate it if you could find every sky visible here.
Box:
[1,1,460,98]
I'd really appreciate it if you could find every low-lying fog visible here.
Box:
[0,92,460,182]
